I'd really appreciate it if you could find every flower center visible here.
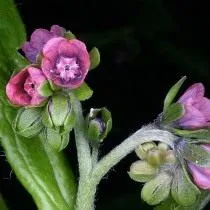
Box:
[24,77,36,97]
[55,56,81,82]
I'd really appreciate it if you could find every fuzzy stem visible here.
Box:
[91,146,99,168]
[75,124,177,210]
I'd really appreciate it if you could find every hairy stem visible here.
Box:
[75,124,177,210]
[91,146,99,168]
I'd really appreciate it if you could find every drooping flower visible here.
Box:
[6,66,50,106]
[188,144,210,190]
[177,83,210,129]
[41,37,90,89]
[22,25,65,63]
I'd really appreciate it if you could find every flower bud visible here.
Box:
[141,172,172,205]
[135,142,156,160]
[158,142,169,151]
[86,107,112,144]
[164,150,176,163]
[42,93,76,134]
[13,107,43,138]
[128,160,157,183]
[147,149,163,167]
[42,128,69,152]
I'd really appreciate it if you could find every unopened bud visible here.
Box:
[135,142,156,160]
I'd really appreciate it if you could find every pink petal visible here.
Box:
[50,25,65,36]
[194,97,210,121]
[188,163,210,189]
[179,83,204,104]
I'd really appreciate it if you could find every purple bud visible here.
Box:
[22,25,65,63]
[177,83,210,129]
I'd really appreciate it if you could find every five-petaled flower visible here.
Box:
[6,66,48,106]
[41,37,90,89]
[178,83,210,129]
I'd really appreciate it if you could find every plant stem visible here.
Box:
[91,146,99,168]
[75,124,177,210]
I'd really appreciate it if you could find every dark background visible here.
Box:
[1,0,210,209]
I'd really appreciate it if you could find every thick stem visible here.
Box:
[91,146,99,168]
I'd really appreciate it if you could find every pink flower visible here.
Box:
[178,83,210,129]
[188,145,210,189]
[6,66,48,106]
[41,37,90,89]
[22,25,65,63]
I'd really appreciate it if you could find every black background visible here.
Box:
[1,0,210,209]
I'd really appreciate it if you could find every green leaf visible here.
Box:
[89,47,100,70]
[162,103,184,124]
[64,31,76,39]
[73,82,93,101]
[0,194,8,210]
[163,76,186,112]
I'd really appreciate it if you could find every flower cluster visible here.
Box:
[6,25,90,107]
[129,78,210,208]
[5,25,100,151]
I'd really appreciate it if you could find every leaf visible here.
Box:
[162,103,184,124]
[89,47,100,70]
[0,194,8,210]
[73,82,93,101]
[163,76,186,112]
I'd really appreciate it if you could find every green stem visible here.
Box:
[75,124,177,210]
[0,194,8,210]
[91,146,99,168]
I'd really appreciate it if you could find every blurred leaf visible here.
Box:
[89,47,100,70]
[0,194,8,210]
[73,82,93,101]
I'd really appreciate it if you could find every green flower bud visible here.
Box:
[42,93,76,134]
[42,128,70,152]
[135,142,157,160]
[141,172,172,205]
[158,142,169,151]
[147,149,163,166]
[128,160,157,182]
[171,167,199,206]
[13,107,43,138]
[86,107,112,144]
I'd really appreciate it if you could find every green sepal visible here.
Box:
[128,160,157,182]
[173,128,210,141]
[73,82,93,101]
[64,31,76,39]
[87,119,102,142]
[13,107,43,138]
[162,103,184,124]
[100,107,112,140]
[171,167,199,206]
[42,128,70,152]
[163,76,186,112]
[42,93,75,134]
[89,47,100,70]
[177,141,210,167]
[141,172,172,205]
[38,81,53,97]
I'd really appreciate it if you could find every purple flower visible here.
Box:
[6,66,48,106]
[22,25,65,63]
[41,37,90,89]
[178,83,210,129]
[188,145,210,190]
